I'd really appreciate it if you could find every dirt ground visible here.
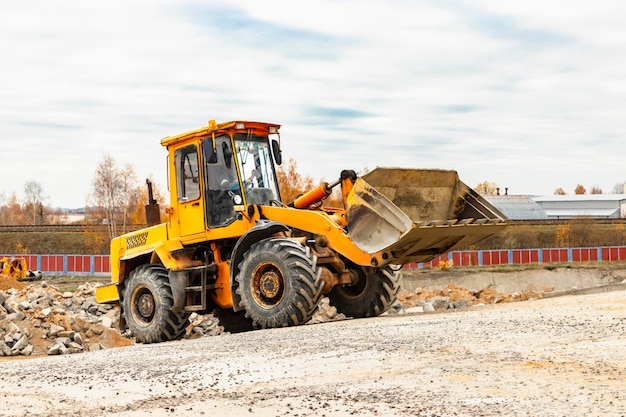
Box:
[0,274,27,291]
[1,281,624,416]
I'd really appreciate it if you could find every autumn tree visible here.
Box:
[554,187,566,195]
[475,181,499,195]
[0,193,25,225]
[88,154,139,241]
[574,184,586,195]
[275,158,315,204]
[126,177,168,225]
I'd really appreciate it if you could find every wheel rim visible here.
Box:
[131,286,156,326]
[335,269,367,299]
[251,261,285,309]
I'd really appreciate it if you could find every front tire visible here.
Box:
[123,264,190,344]
[213,306,257,333]
[235,237,323,329]
[328,266,400,318]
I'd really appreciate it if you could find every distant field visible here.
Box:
[1,220,626,255]
[0,231,93,254]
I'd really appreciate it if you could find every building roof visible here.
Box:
[531,194,626,219]
[484,196,547,220]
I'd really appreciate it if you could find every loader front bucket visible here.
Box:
[346,168,507,265]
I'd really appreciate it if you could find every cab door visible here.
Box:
[174,144,205,237]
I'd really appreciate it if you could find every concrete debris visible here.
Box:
[1,273,544,358]
[0,278,132,357]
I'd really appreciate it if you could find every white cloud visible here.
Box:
[1,0,626,208]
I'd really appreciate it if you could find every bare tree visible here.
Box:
[89,154,139,240]
[612,182,625,194]
[23,180,45,225]
[554,187,566,195]
[590,185,603,194]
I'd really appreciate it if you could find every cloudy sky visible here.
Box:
[1,0,625,208]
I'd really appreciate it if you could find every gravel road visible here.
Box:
[2,290,624,417]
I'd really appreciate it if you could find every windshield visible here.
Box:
[234,133,280,205]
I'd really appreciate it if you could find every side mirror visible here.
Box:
[205,137,217,164]
[271,139,282,165]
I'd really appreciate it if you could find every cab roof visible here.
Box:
[160,120,281,147]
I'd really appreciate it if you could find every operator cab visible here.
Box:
[204,130,281,227]
[168,121,282,233]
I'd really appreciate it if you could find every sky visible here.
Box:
[1,0,626,208]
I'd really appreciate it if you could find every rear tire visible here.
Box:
[213,306,257,333]
[123,264,190,344]
[328,266,400,318]
[235,237,323,329]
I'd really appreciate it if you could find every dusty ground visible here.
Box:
[1,286,624,417]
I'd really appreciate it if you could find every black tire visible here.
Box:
[213,306,257,333]
[122,264,190,344]
[328,266,400,318]
[235,237,323,329]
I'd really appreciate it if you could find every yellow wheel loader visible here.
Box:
[95,120,507,343]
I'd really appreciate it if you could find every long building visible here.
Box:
[486,194,626,220]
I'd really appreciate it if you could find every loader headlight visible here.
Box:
[235,122,245,130]
[268,126,279,134]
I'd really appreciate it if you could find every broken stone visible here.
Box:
[11,335,29,352]
[48,325,65,337]
[429,296,451,310]
[0,341,11,356]
[20,344,33,356]
[101,317,113,328]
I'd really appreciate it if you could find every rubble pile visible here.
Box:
[0,275,131,357]
[1,273,543,359]
[396,283,543,314]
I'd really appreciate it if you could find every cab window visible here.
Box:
[175,145,200,202]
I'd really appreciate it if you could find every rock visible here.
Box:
[6,312,26,321]
[68,342,84,353]
[20,344,33,356]
[48,324,65,337]
[47,343,68,355]
[88,343,103,352]
[405,306,425,314]
[41,307,52,317]
[453,299,470,309]
[57,330,75,338]
[0,341,12,356]
[11,335,29,353]
[18,301,31,310]
[101,317,113,328]
[54,336,71,347]
[429,296,451,310]
[423,302,435,313]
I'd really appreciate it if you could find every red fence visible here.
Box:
[1,254,110,276]
[3,246,626,276]
[401,246,626,269]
